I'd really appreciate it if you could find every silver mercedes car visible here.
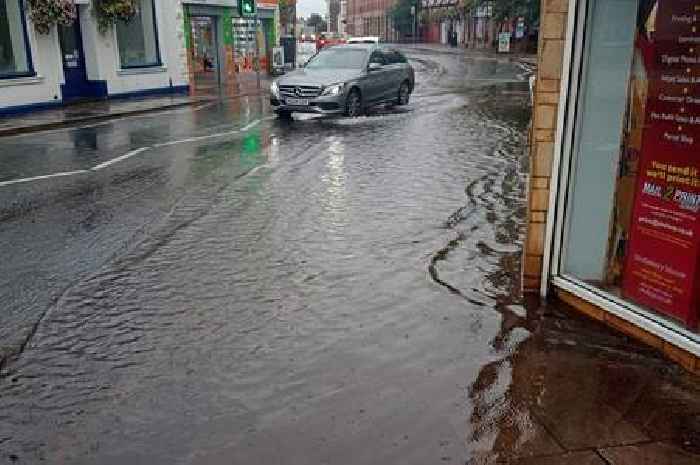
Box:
[270,44,415,118]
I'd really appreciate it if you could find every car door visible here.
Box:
[394,50,414,92]
[364,50,389,104]
[381,50,404,101]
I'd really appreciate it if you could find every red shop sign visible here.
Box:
[622,0,700,328]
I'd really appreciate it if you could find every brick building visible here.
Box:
[525,0,700,373]
[346,0,399,40]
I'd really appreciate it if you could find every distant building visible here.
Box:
[326,0,340,33]
[346,0,399,41]
[339,0,347,36]
[419,0,464,45]
[295,18,308,39]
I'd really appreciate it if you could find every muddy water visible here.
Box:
[2,48,694,465]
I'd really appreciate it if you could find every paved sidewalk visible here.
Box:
[399,42,537,64]
[468,295,700,465]
[0,94,215,137]
[0,73,275,138]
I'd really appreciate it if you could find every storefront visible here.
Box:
[231,6,278,75]
[184,0,278,94]
[0,0,189,114]
[526,0,700,371]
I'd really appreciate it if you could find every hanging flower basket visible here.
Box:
[26,0,77,35]
[93,0,138,33]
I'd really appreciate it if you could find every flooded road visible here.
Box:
[1,47,698,465]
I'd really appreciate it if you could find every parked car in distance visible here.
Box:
[346,36,381,44]
[270,44,415,119]
[316,32,346,51]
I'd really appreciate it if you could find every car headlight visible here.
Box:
[321,83,344,96]
[270,81,279,97]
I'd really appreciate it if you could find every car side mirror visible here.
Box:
[368,62,382,72]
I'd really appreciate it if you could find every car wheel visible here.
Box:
[397,81,410,106]
[344,89,363,117]
[277,110,293,120]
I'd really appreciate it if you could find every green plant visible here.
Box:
[418,10,430,24]
[470,0,540,25]
[26,0,77,34]
[389,0,416,35]
[93,0,137,33]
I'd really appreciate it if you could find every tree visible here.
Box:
[390,0,416,37]
[279,0,297,35]
[492,0,539,25]
[306,13,327,33]
[465,0,539,27]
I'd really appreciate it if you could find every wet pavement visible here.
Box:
[0,95,209,137]
[0,47,698,465]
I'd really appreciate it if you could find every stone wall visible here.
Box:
[523,0,570,292]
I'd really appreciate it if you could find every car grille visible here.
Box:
[279,85,322,98]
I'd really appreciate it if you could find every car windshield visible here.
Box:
[305,48,367,70]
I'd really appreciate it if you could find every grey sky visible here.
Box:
[296,0,326,18]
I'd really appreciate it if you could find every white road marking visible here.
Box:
[242,163,270,178]
[0,170,89,188]
[91,147,151,171]
[152,118,268,148]
[153,130,238,147]
[240,120,262,132]
[1,119,265,188]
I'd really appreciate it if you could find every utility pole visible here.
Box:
[411,5,416,44]
[254,13,261,89]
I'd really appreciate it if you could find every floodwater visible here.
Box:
[0,46,697,465]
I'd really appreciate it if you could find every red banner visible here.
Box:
[623,0,700,328]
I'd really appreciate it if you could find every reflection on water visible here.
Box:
[321,136,347,228]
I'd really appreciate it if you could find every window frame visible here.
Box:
[0,0,36,80]
[542,0,700,351]
[383,49,407,65]
[115,0,163,70]
[382,49,397,64]
[368,50,386,65]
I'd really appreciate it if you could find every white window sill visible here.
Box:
[552,275,700,356]
[117,66,167,76]
[0,76,44,87]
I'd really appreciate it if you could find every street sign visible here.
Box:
[239,0,256,17]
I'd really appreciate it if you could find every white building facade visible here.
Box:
[0,0,189,114]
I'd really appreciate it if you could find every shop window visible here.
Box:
[0,0,33,78]
[116,0,161,68]
[561,0,699,335]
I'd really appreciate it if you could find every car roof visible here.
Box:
[328,43,376,50]
[321,44,407,56]
[348,36,380,42]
